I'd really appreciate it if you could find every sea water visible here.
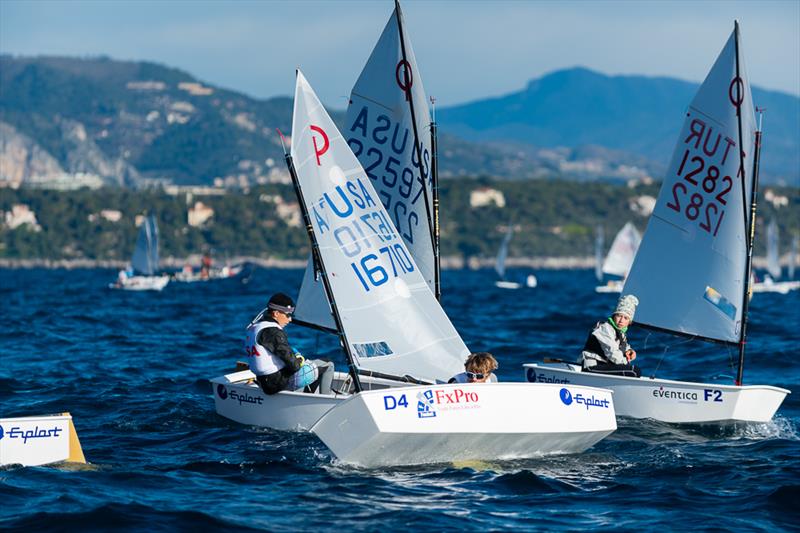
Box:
[1,268,797,531]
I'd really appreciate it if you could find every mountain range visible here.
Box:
[1,56,797,188]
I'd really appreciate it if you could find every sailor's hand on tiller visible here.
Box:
[625,349,636,362]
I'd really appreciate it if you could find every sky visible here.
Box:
[1,0,798,108]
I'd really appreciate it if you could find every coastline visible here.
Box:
[0,255,778,270]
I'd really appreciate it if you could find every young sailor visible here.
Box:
[449,352,499,384]
[245,293,333,395]
[580,294,642,377]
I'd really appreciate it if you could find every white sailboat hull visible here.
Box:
[110,275,170,291]
[752,280,800,294]
[524,363,790,424]
[173,264,247,283]
[594,280,624,293]
[0,413,86,467]
[211,370,410,431]
[495,280,522,290]
[311,382,616,468]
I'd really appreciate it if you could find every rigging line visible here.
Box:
[650,333,696,380]
[394,1,437,285]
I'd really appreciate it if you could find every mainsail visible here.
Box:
[766,219,780,279]
[602,222,641,278]
[790,235,798,280]
[624,24,757,344]
[495,225,514,280]
[131,215,158,276]
[594,226,605,281]
[294,1,436,331]
[289,71,466,382]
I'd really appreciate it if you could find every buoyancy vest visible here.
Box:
[245,321,285,376]
[582,320,628,364]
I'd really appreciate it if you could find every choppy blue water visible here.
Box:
[1,268,798,531]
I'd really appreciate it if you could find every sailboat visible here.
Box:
[290,71,614,467]
[0,413,86,467]
[212,0,443,429]
[752,219,800,294]
[525,22,790,424]
[594,222,641,293]
[110,215,169,291]
[293,0,440,334]
[790,234,798,280]
[494,225,536,289]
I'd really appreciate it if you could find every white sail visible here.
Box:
[624,24,757,344]
[766,219,780,279]
[495,225,513,279]
[594,226,605,281]
[294,256,337,332]
[790,234,798,280]
[290,71,466,382]
[601,222,641,278]
[295,2,436,331]
[131,215,158,275]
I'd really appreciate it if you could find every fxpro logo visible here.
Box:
[527,368,570,384]
[417,390,436,418]
[560,388,610,410]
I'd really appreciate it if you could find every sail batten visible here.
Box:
[289,71,467,383]
[623,25,756,345]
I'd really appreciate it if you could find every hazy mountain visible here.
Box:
[1,57,796,188]
[439,67,800,185]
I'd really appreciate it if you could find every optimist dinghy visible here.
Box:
[0,413,86,467]
[494,224,536,289]
[526,23,790,424]
[287,70,615,467]
[594,222,641,293]
[110,215,169,291]
[212,0,444,430]
[751,219,800,294]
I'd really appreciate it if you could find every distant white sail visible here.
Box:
[602,222,641,278]
[290,71,466,382]
[790,235,798,280]
[495,225,513,280]
[624,25,757,344]
[594,226,605,281]
[766,219,780,279]
[294,2,436,331]
[131,215,158,275]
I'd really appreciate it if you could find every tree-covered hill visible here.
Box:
[2,179,797,262]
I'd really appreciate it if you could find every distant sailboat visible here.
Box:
[790,234,798,280]
[752,219,800,293]
[594,226,605,282]
[526,22,789,424]
[594,222,641,293]
[110,214,169,291]
[494,224,535,289]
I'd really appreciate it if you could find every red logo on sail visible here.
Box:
[310,125,329,166]
[396,60,413,101]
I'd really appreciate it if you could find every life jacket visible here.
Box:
[244,321,285,376]
[582,320,627,364]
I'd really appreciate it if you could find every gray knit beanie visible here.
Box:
[615,294,639,321]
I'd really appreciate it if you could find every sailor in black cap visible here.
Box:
[244,293,333,395]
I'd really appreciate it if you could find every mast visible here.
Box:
[283,150,364,393]
[394,0,439,299]
[430,95,441,300]
[735,20,760,386]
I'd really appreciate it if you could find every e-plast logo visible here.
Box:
[217,384,228,400]
[560,388,573,405]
